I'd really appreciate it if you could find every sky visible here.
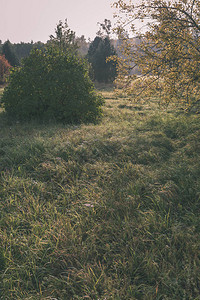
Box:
[1,0,117,43]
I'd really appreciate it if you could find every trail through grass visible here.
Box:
[0,88,200,299]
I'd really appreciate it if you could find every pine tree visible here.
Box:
[2,40,19,67]
[87,36,117,83]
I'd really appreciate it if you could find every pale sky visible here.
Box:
[1,0,116,43]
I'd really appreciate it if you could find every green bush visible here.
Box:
[1,47,104,123]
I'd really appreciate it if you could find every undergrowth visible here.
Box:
[0,89,199,299]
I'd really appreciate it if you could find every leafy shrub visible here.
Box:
[1,47,104,123]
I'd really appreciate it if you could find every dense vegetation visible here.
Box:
[0,19,117,86]
[0,40,44,64]
[0,87,199,299]
[1,46,103,123]
[113,0,200,109]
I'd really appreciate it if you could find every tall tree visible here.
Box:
[49,19,78,52]
[97,19,112,37]
[87,36,117,83]
[87,20,117,83]
[2,40,19,66]
[113,0,200,109]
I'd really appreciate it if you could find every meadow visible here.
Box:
[0,86,200,299]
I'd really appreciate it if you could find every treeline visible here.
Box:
[0,40,44,66]
[0,39,88,65]
[0,40,45,83]
[0,19,117,84]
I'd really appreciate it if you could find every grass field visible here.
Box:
[0,88,200,299]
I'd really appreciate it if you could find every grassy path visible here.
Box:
[0,89,200,299]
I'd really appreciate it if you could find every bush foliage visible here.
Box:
[1,47,104,123]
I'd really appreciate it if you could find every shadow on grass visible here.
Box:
[0,91,200,299]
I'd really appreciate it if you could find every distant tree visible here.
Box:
[87,35,117,83]
[76,35,89,56]
[97,19,112,37]
[49,19,78,52]
[0,55,11,83]
[2,40,19,66]
[13,42,44,63]
[87,36,102,59]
